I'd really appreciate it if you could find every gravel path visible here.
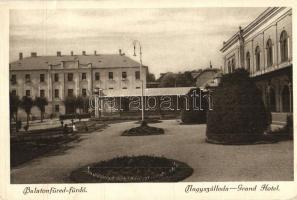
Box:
[11,120,293,183]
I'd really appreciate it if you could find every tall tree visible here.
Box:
[175,71,195,87]
[10,93,21,131]
[82,96,89,113]
[20,96,34,126]
[158,72,177,87]
[76,96,85,114]
[34,97,48,122]
[64,96,77,114]
[158,71,196,87]
[146,72,156,82]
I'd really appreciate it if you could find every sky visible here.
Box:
[10,7,265,77]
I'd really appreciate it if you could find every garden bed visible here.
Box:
[134,118,162,124]
[70,155,193,183]
[122,121,164,136]
[205,134,278,145]
[206,118,293,145]
[75,121,108,133]
[11,133,79,167]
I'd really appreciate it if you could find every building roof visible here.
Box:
[10,54,143,71]
[220,7,285,52]
[102,87,194,97]
[195,68,220,79]
[195,68,222,88]
[190,70,202,79]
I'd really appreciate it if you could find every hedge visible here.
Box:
[59,113,91,120]
[206,69,270,144]
[181,88,208,124]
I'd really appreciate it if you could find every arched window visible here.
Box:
[255,46,261,71]
[246,52,250,72]
[280,30,288,62]
[266,39,273,67]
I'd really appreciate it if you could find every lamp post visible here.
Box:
[93,87,103,118]
[133,40,144,122]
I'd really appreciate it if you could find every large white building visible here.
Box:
[221,7,292,124]
[9,50,148,117]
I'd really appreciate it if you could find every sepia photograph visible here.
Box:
[7,3,293,189]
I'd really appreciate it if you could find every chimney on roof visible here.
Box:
[19,52,23,60]
[70,51,74,56]
[31,52,37,57]
[82,51,86,56]
[57,51,61,57]
[94,50,97,55]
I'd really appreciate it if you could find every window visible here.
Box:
[68,73,73,81]
[11,74,16,84]
[68,89,74,96]
[109,87,114,90]
[54,89,59,98]
[54,73,59,82]
[122,72,127,79]
[108,72,113,80]
[95,72,100,81]
[246,52,251,72]
[82,73,86,80]
[55,105,60,112]
[280,30,288,62]
[25,74,30,83]
[255,46,261,71]
[40,74,45,82]
[26,90,30,96]
[40,89,45,97]
[122,87,127,89]
[135,71,140,80]
[82,89,87,96]
[11,90,17,96]
[266,39,273,67]
[136,87,141,89]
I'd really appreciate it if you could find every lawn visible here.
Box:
[10,120,293,183]
[10,120,107,167]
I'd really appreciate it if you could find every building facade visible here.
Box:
[221,7,292,122]
[10,50,148,118]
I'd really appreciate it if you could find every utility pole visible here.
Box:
[133,40,145,122]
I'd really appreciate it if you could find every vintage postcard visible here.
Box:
[0,0,296,199]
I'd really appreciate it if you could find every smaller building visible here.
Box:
[90,86,195,119]
[195,68,222,89]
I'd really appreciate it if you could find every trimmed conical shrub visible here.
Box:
[181,88,208,124]
[206,69,270,144]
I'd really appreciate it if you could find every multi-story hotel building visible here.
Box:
[9,50,148,117]
[221,7,292,124]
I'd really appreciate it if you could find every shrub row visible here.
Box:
[181,88,208,124]
[59,113,91,120]
[206,69,270,144]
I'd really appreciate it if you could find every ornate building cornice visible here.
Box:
[220,7,286,53]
